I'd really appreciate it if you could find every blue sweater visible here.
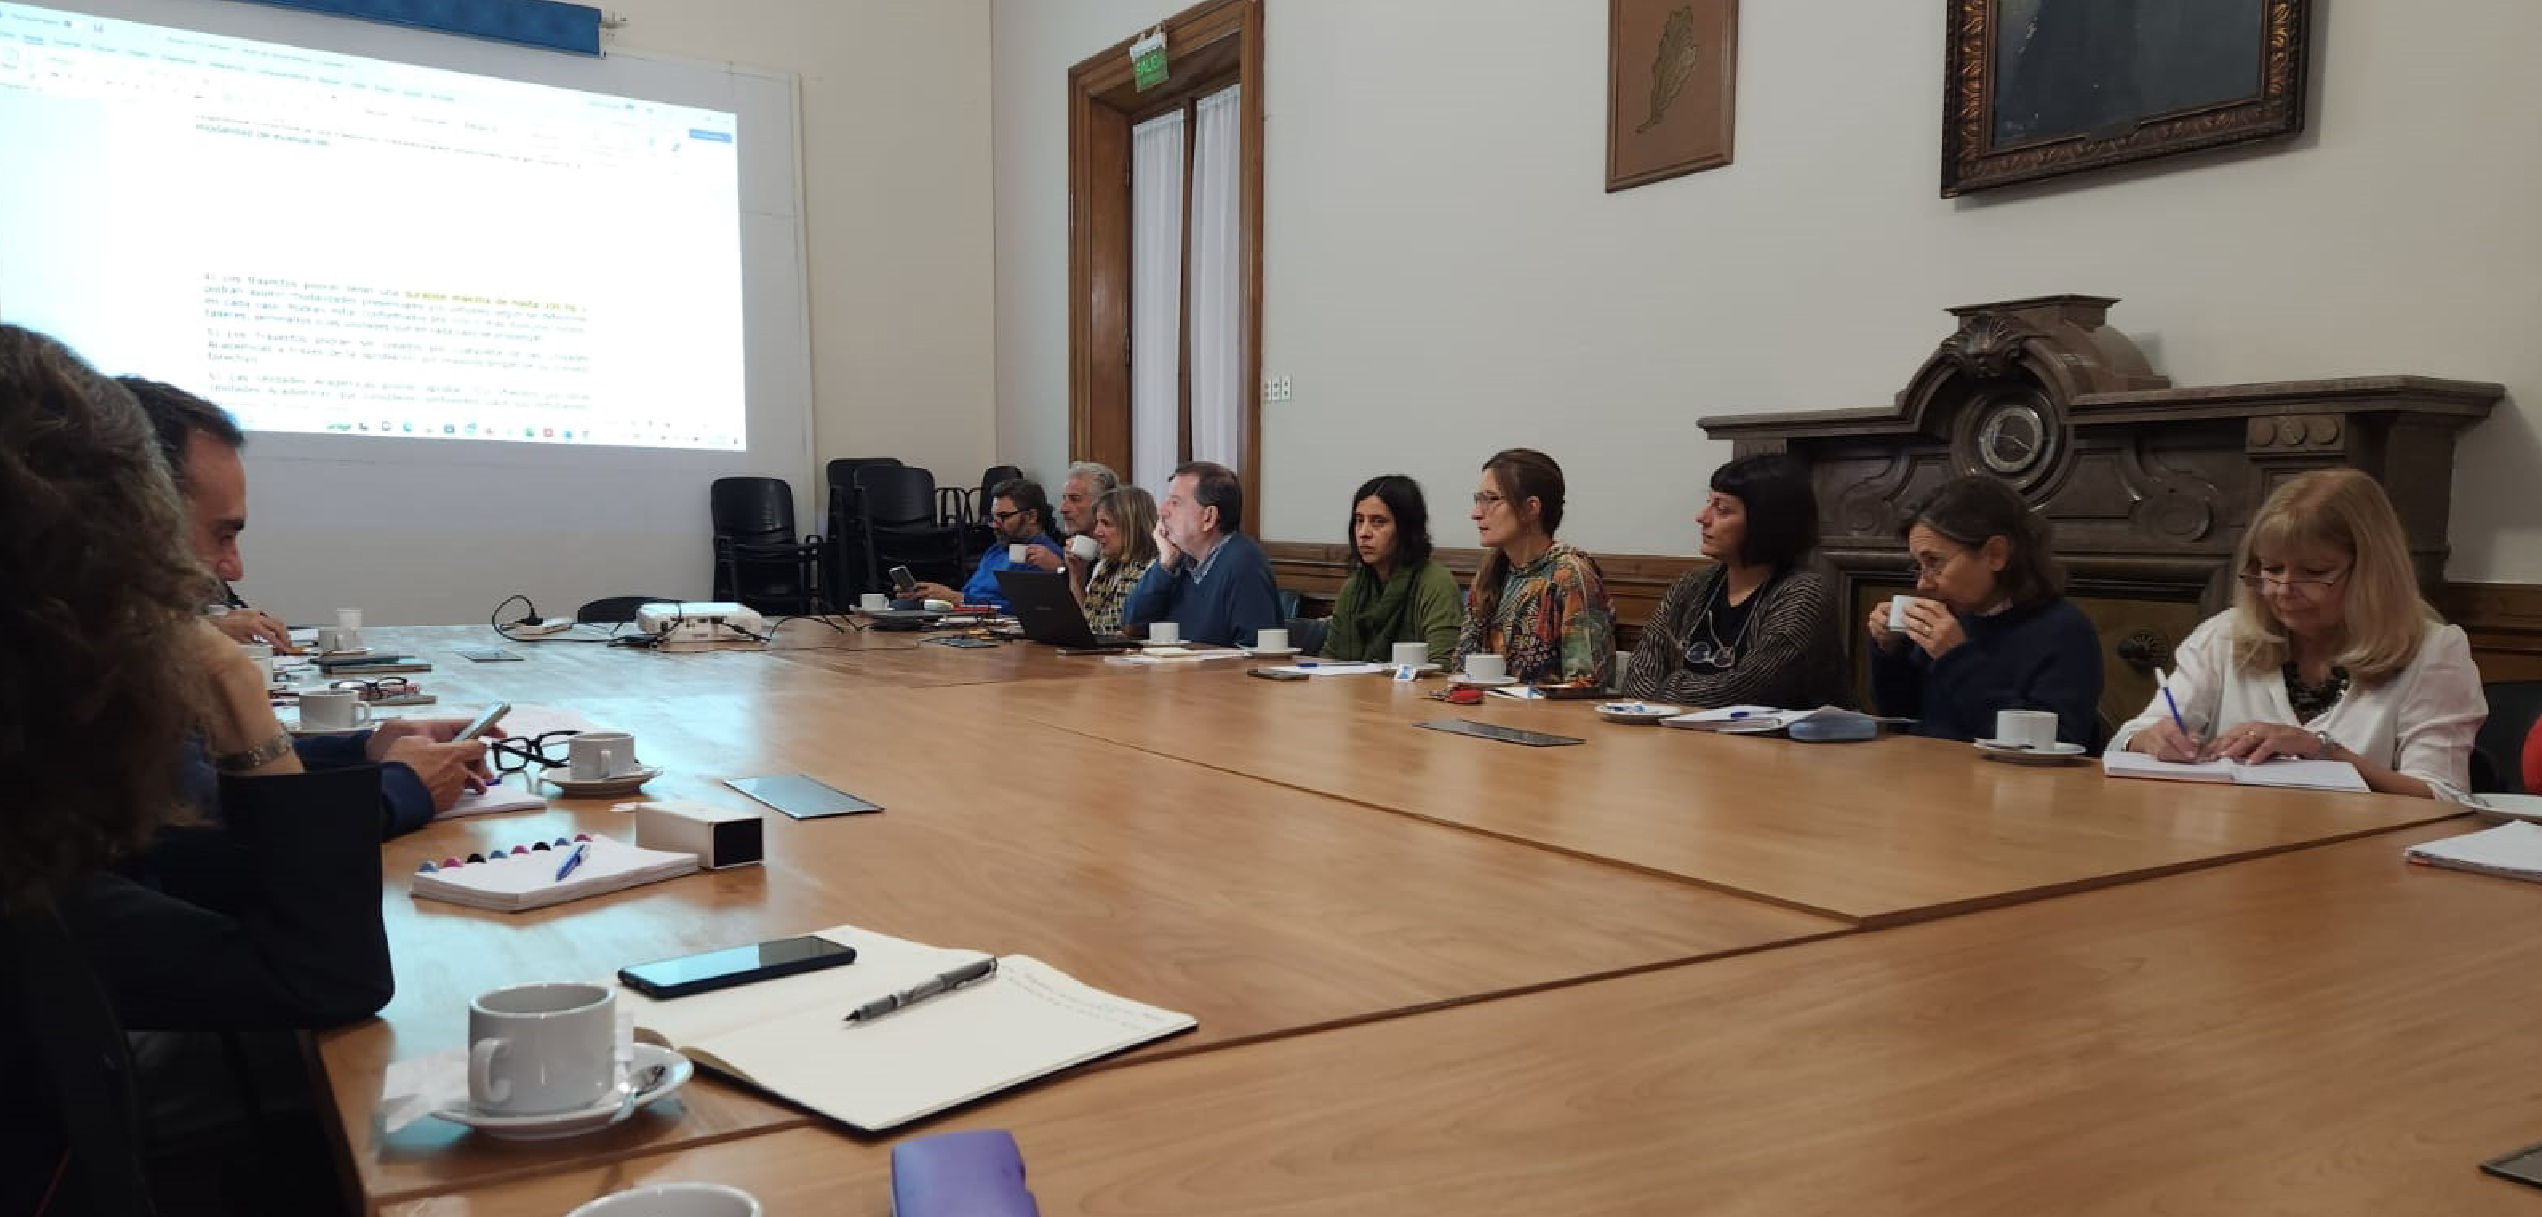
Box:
[180,731,434,839]
[1870,596,2104,747]
[1124,531,1283,648]
[960,534,1063,611]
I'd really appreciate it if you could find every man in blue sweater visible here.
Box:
[1125,460,1282,648]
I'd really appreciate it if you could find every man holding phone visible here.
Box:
[129,377,499,836]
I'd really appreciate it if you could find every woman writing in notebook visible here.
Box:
[1074,485,1159,636]
[1315,474,1462,667]
[2110,469,2485,801]
[1453,448,1616,687]
[1619,454,1847,708]
[1866,475,2102,745]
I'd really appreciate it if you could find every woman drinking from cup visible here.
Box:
[1866,475,2101,745]
[2110,469,2484,800]
[1073,485,1159,635]
[1620,453,1847,708]
[1453,448,1615,687]
[1316,474,1462,667]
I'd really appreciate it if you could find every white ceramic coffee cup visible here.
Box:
[1888,595,1917,632]
[468,982,616,1117]
[1008,543,1031,564]
[1464,654,1507,681]
[314,626,349,652]
[297,687,372,731]
[1149,621,1181,645]
[1996,708,2060,750]
[564,1183,764,1217]
[1068,533,1102,562]
[859,592,889,611]
[569,731,639,781]
[240,642,274,680]
[1255,627,1290,652]
[1392,641,1429,668]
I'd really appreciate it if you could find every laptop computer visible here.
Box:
[994,569,1134,650]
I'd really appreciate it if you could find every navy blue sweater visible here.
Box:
[1124,530,1283,648]
[1870,596,2104,747]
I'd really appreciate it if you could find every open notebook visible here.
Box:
[2101,749,2369,792]
[410,835,699,911]
[621,924,1195,1132]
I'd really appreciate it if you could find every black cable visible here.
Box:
[486,594,619,644]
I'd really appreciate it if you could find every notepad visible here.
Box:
[2404,822,2542,884]
[621,923,1196,1133]
[2100,749,2370,792]
[434,785,546,820]
[410,835,699,911]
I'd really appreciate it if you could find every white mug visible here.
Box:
[1008,543,1031,565]
[1464,654,1507,681]
[569,731,639,781]
[1392,641,1429,668]
[1888,595,1917,632]
[468,982,616,1117]
[859,592,890,611]
[1068,534,1102,562]
[1255,627,1290,652]
[565,1184,764,1217]
[313,626,351,652]
[1149,621,1182,645]
[239,642,274,681]
[297,688,373,731]
[1996,708,2061,750]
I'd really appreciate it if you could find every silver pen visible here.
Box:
[842,957,998,1024]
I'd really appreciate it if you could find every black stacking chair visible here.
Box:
[824,457,903,599]
[709,476,826,615]
[945,464,1024,558]
[855,464,966,591]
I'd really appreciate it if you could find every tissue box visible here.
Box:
[633,800,764,870]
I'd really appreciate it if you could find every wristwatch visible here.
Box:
[2312,729,2341,760]
[213,729,296,773]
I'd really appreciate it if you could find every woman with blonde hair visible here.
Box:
[2110,469,2486,800]
[1074,484,1159,635]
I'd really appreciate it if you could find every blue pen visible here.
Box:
[553,839,590,882]
[2155,666,2189,735]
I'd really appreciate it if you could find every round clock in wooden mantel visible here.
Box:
[1963,387,2060,484]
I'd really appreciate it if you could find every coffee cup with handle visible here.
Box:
[568,731,639,781]
[1149,621,1181,645]
[1994,708,2061,751]
[1254,627,1290,652]
[1463,654,1507,681]
[468,982,617,1117]
[1067,534,1101,562]
[859,593,889,612]
[1008,543,1031,565]
[297,687,373,731]
[1392,641,1429,668]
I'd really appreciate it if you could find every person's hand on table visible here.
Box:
[382,736,492,810]
[2128,718,2205,763]
[211,607,295,652]
[2206,721,2324,764]
[907,581,963,606]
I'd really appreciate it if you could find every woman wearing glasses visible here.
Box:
[1620,454,1847,707]
[2109,469,2484,800]
[1075,485,1159,635]
[1454,448,1616,687]
[1866,475,2102,744]
[1316,474,1462,666]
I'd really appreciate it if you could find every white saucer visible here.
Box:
[540,764,664,797]
[1449,673,1519,688]
[1386,662,1442,675]
[430,1044,692,1141]
[2471,792,2542,823]
[1595,701,1682,724]
[288,716,372,736]
[1242,646,1301,657]
[1974,739,2089,765]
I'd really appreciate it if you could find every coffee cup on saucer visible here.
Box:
[568,731,639,782]
[297,687,372,731]
[1391,642,1429,668]
[1068,534,1101,562]
[859,593,890,612]
[1463,654,1507,681]
[1255,627,1290,652]
[469,982,616,1117]
[1149,621,1182,645]
[1994,709,2060,751]
[565,1183,763,1217]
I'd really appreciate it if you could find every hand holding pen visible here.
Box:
[2142,667,2208,762]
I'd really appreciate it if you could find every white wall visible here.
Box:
[992,0,2542,582]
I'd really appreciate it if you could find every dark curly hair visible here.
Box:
[0,326,210,907]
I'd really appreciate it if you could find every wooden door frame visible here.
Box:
[1067,0,1263,509]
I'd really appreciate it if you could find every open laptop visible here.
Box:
[994,569,1135,650]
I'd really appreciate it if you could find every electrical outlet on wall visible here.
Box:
[1263,375,1293,402]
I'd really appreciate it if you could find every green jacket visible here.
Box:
[1319,559,1462,667]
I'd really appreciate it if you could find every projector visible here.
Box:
[633,601,767,642]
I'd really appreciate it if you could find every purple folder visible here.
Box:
[891,1130,1040,1217]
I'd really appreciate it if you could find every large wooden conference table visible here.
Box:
[319,623,2521,1215]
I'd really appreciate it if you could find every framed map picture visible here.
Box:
[1607,0,1737,192]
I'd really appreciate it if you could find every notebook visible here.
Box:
[2100,749,2370,792]
[2404,822,2542,884]
[409,834,699,911]
[621,924,1196,1133]
[1661,705,1887,735]
[434,783,546,820]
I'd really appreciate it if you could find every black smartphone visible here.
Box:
[725,774,883,819]
[888,565,917,596]
[2482,1139,2542,1191]
[618,935,858,1000]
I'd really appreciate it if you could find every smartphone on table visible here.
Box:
[617,935,859,1000]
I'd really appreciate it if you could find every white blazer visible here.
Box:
[2108,611,2487,802]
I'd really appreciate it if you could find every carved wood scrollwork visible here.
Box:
[2116,442,2221,544]
[2114,630,2170,675]
[2243,414,2345,454]
[1937,313,2027,381]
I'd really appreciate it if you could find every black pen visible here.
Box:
[842,957,998,1024]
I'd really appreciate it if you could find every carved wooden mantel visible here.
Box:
[1696,294,2503,727]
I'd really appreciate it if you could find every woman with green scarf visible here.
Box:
[1315,474,1462,666]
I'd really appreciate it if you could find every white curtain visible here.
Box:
[1128,110,1186,497]
[1186,84,1245,473]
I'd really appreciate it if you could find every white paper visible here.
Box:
[2407,822,2542,881]
[435,784,547,819]
[1253,662,1390,677]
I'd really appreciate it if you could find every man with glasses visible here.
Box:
[126,377,496,836]
[1124,461,1282,648]
[907,477,1063,613]
[1019,461,1118,582]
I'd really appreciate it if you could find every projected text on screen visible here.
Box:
[0,1,747,451]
